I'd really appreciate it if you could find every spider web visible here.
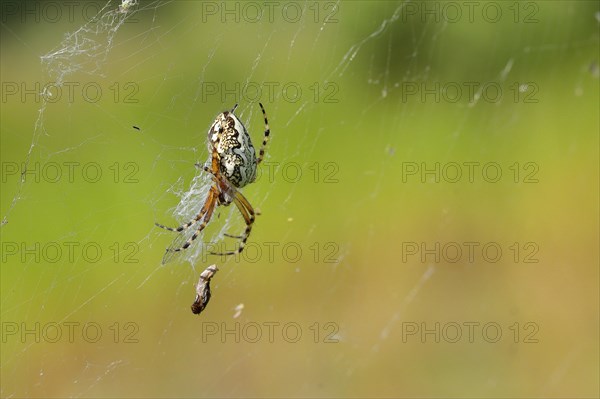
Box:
[1,1,599,398]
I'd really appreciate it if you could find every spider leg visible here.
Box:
[155,195,211,232]
[256,102,270,165]
[156,152,220,233]
[162,186,219,262]
[210,189,255,256]
[205,147,221,180]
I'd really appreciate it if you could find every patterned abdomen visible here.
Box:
[208,110,257,188]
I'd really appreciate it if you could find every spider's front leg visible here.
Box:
[156,153,221,233]
[155,174,217,234]
[162,186,219,258]
[155,197,211,233]
[209,188,256,256]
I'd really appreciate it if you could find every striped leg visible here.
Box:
[155,194,212,233]
[210,189,255,256]
[164,186,219,255]
[157,149,221,233]
[256,102,270,164]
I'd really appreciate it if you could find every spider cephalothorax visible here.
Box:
[156,103,270,264]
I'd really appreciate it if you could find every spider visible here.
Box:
[156,103,270,264]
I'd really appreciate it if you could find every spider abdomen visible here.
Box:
[209,110,257,188]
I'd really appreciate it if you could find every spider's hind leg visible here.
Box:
[256,103,270,165]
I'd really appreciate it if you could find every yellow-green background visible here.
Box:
[1,1,598,397]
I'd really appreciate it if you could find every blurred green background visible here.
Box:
[1,1,598,397]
